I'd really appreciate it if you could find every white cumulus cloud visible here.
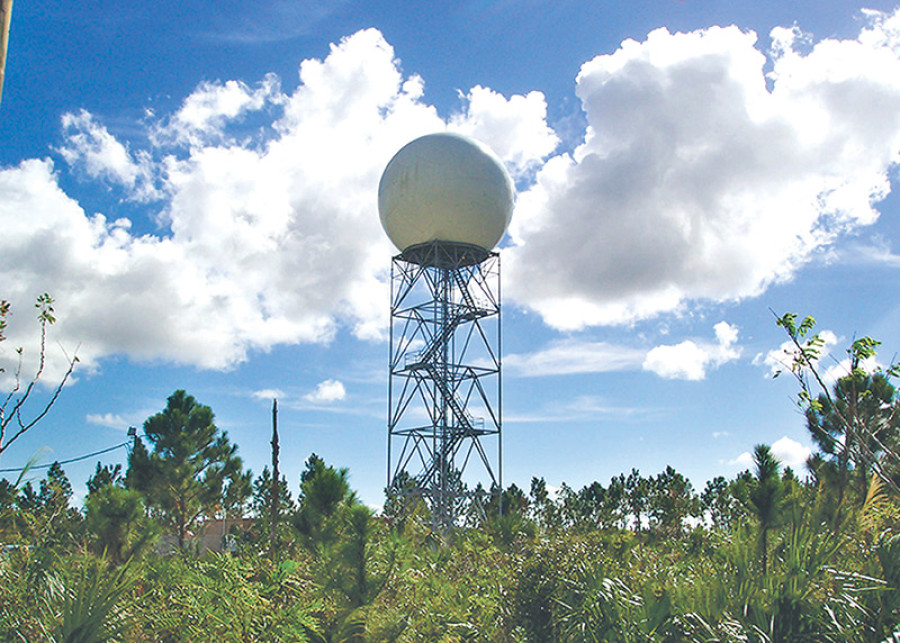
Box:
[772,436,812,469]
[730,436,811,470]
[305,379,346,403]
[252,388,285,401]
[643,341,711,381]
[643,321,740,380]
[59,110,157,199]
[450,85,559,176]
[506,11,900,328]
[0,29,553,375]
[154,74,282,148]
[730,451,754,468]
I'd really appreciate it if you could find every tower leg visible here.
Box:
[386,241,502,532]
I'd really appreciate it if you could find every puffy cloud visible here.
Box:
[714,321,739,346]
[450,85,559,176]
[252,388,285,401]
[771,436,812,468]
[0,29,552,373]
[153,74,282,148]
[305,379,346,403]
[0,158,126,379]
[730,436,811,470]
[506,11,900,328]
[59,110,157,199]
[0,156,318,373]
[643,341,710,381]
[730,451,754,467]
[643,321,740,380]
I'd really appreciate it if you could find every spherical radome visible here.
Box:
[378,132,514,253]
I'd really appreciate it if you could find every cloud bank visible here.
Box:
[0,29,555,375]
[3,11,900,374]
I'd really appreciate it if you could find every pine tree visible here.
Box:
[126,390,245,551]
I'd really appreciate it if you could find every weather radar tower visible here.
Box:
[378,132,513,532]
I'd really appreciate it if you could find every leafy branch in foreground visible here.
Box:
[0,294,79,457]
[773,310,900,495]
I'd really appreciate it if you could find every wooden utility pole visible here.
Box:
[268,398,280,559]
[0,0,12,107]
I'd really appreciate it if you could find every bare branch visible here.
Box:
[0,295,78,458]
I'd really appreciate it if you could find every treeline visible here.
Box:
[0,374,899,641]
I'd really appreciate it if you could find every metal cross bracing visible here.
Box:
[387,240,502,532]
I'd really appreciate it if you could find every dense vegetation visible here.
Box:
[1,303,899,641]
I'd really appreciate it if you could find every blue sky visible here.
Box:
[3,0,900,508]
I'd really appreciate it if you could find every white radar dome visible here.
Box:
[378,132,514,253]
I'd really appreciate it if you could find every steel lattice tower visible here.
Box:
[387,240,501,531]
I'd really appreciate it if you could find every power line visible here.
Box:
[0,441,131,474]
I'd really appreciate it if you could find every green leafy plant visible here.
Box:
[52,557,136,643]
